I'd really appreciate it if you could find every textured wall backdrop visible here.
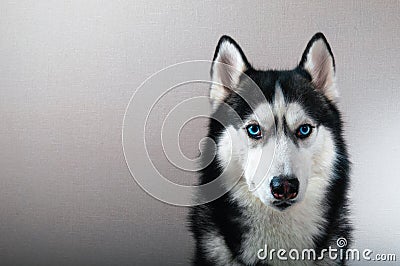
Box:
[1,1,399,265]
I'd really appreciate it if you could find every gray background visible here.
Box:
[1,1,399,265]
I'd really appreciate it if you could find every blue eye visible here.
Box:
[246,124,262,139]
[296,124,313,139]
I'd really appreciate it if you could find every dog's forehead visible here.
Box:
[248,82,309,128]
[229,69,328,131]
[272,82,286,118]
[273,82,310,127]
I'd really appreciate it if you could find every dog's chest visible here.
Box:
[238,201,326,265]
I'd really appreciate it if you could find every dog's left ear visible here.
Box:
[299,33,338,102]
[209,36,250,109]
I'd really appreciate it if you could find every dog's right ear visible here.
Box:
[210,36,250,109]
[299,33,338,102]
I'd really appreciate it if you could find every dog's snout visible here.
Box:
[270,175,299,200]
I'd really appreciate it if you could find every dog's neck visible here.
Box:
[227,178,329,265]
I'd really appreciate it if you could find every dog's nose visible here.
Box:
[270,175,299,200]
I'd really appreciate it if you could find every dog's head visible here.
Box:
[209,33,343,210]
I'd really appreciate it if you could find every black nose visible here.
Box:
[270,175,299,200]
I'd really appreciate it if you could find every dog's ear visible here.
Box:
[299,33,338,102]
[210,36,250,108]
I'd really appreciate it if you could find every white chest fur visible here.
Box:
[231,179,330,266]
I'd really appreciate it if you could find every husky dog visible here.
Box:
[189,33,351,265]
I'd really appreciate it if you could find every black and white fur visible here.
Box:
[189,33,351,265]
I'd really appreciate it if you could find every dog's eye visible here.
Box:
[295,124,314,139]
[246,124,262,139]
